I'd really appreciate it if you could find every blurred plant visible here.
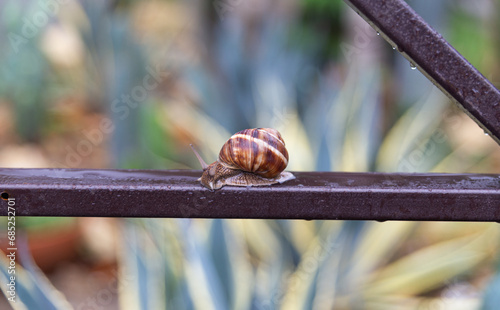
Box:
[0,1,51,142]
[111,219,497,309]
[481,256,500,310]
[78,0,156,169]
[0,235,72,309]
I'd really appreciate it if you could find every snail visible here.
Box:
[191,128,295,190]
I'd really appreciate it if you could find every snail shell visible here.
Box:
[192,128,295,190]
[219,128,288,178]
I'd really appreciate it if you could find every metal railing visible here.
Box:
[1,169,499,220]
[345,0,500,145]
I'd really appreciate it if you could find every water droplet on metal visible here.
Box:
[376,32,380,36]
[410,62,417,70]
[484,131,489,136]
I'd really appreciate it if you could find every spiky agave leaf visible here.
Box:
[0,237,72,310]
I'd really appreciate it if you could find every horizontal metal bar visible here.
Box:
[1,169,499,221]
[344,0,500,145]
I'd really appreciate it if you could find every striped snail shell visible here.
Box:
[191,128,295,190]
[219,128,288,178]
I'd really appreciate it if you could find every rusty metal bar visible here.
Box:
[344,0,500,145]
[0,169,499,221]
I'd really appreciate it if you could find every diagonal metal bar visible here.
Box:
[344,0,500,145]
[1,169,499,221]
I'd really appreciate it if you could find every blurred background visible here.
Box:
[1,0,500,309]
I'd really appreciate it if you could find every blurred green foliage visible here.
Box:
[0,2,50,142]
[448,7,493,74]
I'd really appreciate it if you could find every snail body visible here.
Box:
[192,128,295,190]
